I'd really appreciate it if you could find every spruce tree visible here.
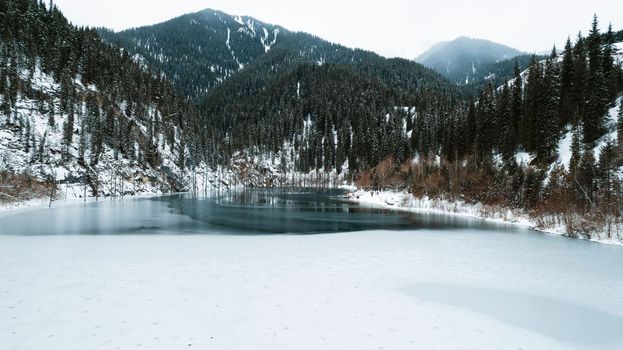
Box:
[464,100,477,155]
[602,24,617,100]
[523,56,543,152]
[584,15,607,145]
[523,167,543,208]
[78,126,86,166]
[559,37,575,126]
[509,64,523,152]
[538,47,561,162]
[24,118,31,154]
[498,82,513,159]
[38,131,47,163]
[476,82,496,162]
[572,33,588,121]
[569,126,582,198]
[63,107,74,145]
[47,100,55,127]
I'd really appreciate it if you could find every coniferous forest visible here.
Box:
[1,0,623,238]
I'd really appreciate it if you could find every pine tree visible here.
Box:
[572,33,588,121]
[523,56,544,152]
[569,126,582,198]
[78,126,86,166]
[475,82,495,162]
[498,82,513,159]
[63,107,74,145]
[464,100,477,155]
[24,118,32,154]
[559,37,575,126]
[509,64,523,152]
[38,130,47,163]
[30,128,37,163]
[583,15,607,145]
[47,100,55,127]
[523,167,543,208]
[602,24,617,100]
[538,47,561,162]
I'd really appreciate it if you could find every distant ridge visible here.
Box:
[416,36,525,84]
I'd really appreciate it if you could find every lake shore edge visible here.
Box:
[4,185,623,247]
[344,187,623,247]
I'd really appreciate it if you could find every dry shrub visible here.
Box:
[355,156,407,190]
[0,170,54,203]
[412,170,446,198]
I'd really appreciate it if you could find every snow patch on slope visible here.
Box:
[557,130,573,169]
[225,28,244,70]
[260,28,280,52]
[594,96,622,162]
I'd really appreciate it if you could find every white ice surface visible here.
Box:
[1,228,623,350]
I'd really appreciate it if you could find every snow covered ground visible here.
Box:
[1,229,622,350]
[0,197,51,214]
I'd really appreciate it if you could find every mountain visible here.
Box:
[99,9,458,102]
[1,3,466,200]
[416,36,525,85]
[196,30,464,170]
[99,9,288,99]
[415,40,450,62]
[100,9,465,172]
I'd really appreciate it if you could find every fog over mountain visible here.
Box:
[416,37,526,84]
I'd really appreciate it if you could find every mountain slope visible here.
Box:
[474,54,548,89]
[417,36,525,84]
[0,0,202,201]
[101,8,466,174]
[99,9,459,101]
[99,9,288,99]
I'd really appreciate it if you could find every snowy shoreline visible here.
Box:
[0,190,169,218]
[345,188,623,247]
[3,185,623,246]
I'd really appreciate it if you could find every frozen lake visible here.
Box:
[1,189,622,349]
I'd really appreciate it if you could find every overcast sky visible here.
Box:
[53,0,622,59]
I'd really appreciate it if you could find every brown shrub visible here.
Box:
[0,170,54,203]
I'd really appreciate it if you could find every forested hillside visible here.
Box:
[99,10,457,103]
[0,0,203,201]
[101,9,465,174]
[467,54,548,90]
[98,9,287,99]
[196,33,465,170]
[360,17,623,240]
